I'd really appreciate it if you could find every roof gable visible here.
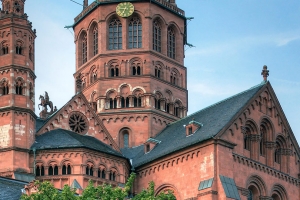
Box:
[35,93,120,152]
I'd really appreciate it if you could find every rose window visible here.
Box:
[69,112,88,134]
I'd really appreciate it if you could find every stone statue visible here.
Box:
[38,91,55,119]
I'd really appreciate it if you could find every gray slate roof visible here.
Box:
[123,82,266,167]
[32,129,123,157]
[0,177,28,200]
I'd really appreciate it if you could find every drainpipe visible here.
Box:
[32,147,36,175]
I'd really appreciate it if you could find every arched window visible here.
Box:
[126,97,130,107]
[128,16,142,48]
[90,166,94,176]
[62,164,71,175]
[154,98,161,109]
[109,18,122,50]
[260,126,267,156]
[62,165,67,175]
[110,66,119,77]
[166,103,170,113]
[1,80,9,95]
[275,141,281,164]
[82,33,87,64]
[244,129,250,150]
[67,165,71,174]
[15,42,22,55]
[2,45,8,55]
[121,97,125,108]
[54,166,58,175]
[155,67,161,78]
[167,27,176,59]
[132,63,141,76]
[153,20,161,52]
[109,171,116,181]
[48,166,53,176]
[36,166,40,176]
[174,105,179,117]
[124,132,129,148]
[86,166,89,175]
[15,79,23,95]
[134,97,142,107]
[101,170,106,179]
[93,26,98,56]
[170,70,178,85]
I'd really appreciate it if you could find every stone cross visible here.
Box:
[261,65,269,81]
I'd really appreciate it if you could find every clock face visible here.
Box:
[116,2,134,18]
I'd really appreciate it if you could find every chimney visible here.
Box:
[83,0,88,9]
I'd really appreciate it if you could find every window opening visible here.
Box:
[153,20,161,52]
[113,98,117,108]
[167,27,176,59]
[67,165,71,174]
[62,165,67,175]
[109,18,122,50]
[111,68,115,77]
[126,97,130,107]
[36,166,40,176]
[48,166,53,176]
[129,16,142,49]
[54,166,58,175]
[124,131,129,148]
[82,33,87,64]
[93,26,98,56]
[41,166,44,176]
[121,97,125,108]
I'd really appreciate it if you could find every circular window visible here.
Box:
[69,112,88,134]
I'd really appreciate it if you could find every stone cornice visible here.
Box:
[97,109,179,121]
[0,147,30,153]
[0,65,36,79]
[0,107,37,119]
[232,153,300,186]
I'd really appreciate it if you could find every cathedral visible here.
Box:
[0,0,299,199]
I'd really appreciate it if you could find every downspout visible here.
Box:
[32,147,36,175]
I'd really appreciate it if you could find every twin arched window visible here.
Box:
[36,165,45,176]
[1,80,9,95]
[86,165,94,176]
[48,165,58,176]
[15,79,23,95]
[15,42,22,55]
[2,43,9,55]
[62,164,72,175]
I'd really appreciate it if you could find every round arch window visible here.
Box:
[68,111,88,134]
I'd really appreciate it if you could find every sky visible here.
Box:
[19,1,300,142]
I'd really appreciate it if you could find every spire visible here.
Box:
[261,65,269,82]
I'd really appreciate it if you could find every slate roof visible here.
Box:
[32,129,123,158]
[0,177,28,200]
[123,82,266,168]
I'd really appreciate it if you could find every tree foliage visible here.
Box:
[21,173,176,200]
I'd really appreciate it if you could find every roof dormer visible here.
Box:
[144,138,161,153]
[185,118,203,136]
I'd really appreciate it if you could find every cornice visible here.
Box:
[0,106,37,119]
[0,65,36,79]
[0,147,30,153]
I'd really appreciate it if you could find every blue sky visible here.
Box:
[22,1,300,142]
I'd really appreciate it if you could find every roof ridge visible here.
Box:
[159,81,267,131]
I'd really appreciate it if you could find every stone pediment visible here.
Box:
[36,93,120,152]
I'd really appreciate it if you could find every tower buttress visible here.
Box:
[0,0,36,179]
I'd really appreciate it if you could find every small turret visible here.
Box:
[1,0,26,15]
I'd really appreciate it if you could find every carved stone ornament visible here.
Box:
[69,111,88,134]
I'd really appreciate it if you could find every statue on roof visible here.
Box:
[38,91,55,119]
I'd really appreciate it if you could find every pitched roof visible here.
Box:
[125,82,266,167]
[0,177,28,200]
[32,129,124,158]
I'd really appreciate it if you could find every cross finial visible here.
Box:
[261,65,269,81]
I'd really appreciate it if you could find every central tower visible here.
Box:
[73,0,187,148]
